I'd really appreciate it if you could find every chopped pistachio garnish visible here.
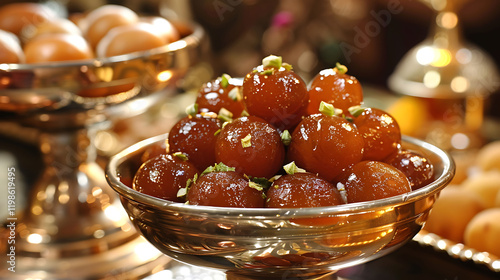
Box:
[221,120,231,129]
[221,73,231,88]
[273,185,280,189]
[336,182,348,204]
[319,101,335,117]
[283,161,306,175]
[282,62,293,71]
[248,181,264,192]
[259,69,274,76]
[319,101,343,117]
[173,152,189,161]
[281,130,291,146]
[201,162,235,176]
[177,174,197,198]
[240,110,250,117]
[185,103,198,116]
[262,55,282,69]
[228,86,242,101]
[218,108,233,122]
[348,105,365,118]
[164,140,170,154]
[241,133,252,148]
[245,175,272,190]
[344,116,354,123]
[189,173,198,185]
[213,129,221,136]
[269,175,282,182]
[176,187,187,198]
[200,165,214,176]
[335,62,348,74]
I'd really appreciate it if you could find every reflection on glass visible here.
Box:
[388,0,499,151]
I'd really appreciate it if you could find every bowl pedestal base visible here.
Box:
[1,123,169,279]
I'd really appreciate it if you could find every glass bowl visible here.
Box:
[106,134,455,279]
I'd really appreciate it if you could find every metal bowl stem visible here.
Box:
[0,23,207,279]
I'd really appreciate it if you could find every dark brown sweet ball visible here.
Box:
[266,172,344,208]
[242,55,309,131]
[168,113,221,171]
[337,160,411,203]
[351,107,402,162]
[215,115,285,178]
[307,63,363,116]
[187,170,265,208]
[140,139,168,163]
[385,150,434,191]
[287,106,364,181]
[133,154,199,203]
[195,74,246,117]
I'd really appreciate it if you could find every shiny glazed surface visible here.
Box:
[106,134,454,277]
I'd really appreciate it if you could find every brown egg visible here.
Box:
[0,29,24,63]
[0,2,56,37]
[96,22,165,57]
[24,17,82,42]
[139,16,180,43]
[24,33,94,63]
[69,12,88,30]
[83,4,138,49]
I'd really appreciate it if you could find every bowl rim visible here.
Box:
[106,133,455,217]
[0,22,204,71]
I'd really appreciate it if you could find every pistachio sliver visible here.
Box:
[185,103,198,116]
[241,134,252,148]
[319,101,342,117]
[262,55,282,69]
[228,86,242,101]
[248,181,264,192]
[173,152,189,161]
[218,108,233,122]
[281,130,291,146]
[283,161,306,175]
[335,62,348,74]
[348,105,365,118]
[221,73,231,88]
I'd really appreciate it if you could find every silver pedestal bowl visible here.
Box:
[106,134,455,279]
[0,23,206,279]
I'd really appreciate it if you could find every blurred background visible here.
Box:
[2,0,500,140]
[1,1,500,279]
[78,0,500,126]
[71,0,500,143]
[61,0,500,88]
